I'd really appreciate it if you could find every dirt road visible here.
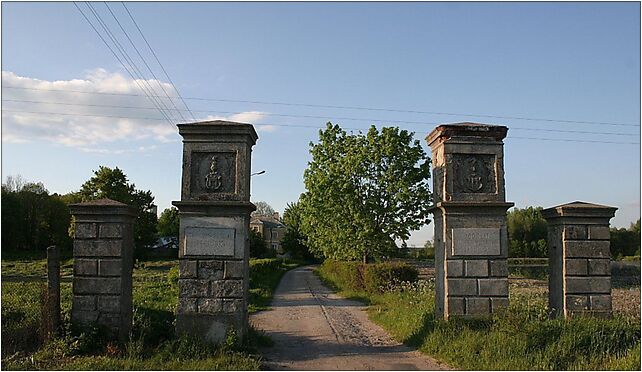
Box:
[250,266,449,370]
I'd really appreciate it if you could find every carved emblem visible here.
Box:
[204,156,223,191]
[452,154,496,194]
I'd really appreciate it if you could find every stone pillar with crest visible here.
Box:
[427,123,514,319]
[173,120,257,343]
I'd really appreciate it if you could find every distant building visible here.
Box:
[250,212,286,253]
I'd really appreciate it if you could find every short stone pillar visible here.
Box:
[44,245,61,340]
[173,120,257,343]
[427,123,514,319]
[542,201,617,318]
[69,199,136,341]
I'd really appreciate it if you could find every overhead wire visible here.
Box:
[2,98,638,138]
[3,85,637,128]
[82,2,178,124]
[2,109,639,145]
[72,2,176,129]
[103,1,187,122]
[121,2,196,121]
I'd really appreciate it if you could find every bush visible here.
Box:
[319,260,418,294]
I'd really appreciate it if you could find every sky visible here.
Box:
[1,2,640,246]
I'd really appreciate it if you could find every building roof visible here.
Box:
[250,216,286,229]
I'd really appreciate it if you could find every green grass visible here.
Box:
[317,261,641,371]
[1,257,300,370]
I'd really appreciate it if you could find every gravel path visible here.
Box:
[250,266,450,370]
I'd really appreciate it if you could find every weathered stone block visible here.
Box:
[566,295,589,310]
[223,280,244,298]
[446,260,464,277]
[447,278,478,296]
[452,228,501,256]
[224,261,244,279]
[198,260,224,280]
[179,260,198,279]
[563,225,587,240]
[565,277,610,294]
[565,259,588,276]
[98,259,122,276]
[223,299,243,313]
[177,298,198,313]
[491,297,509,312]
[447,297,465,315]
[74,277,121,294]
[99,223,123,238]
[466,298,490,314]
[589,295,612,310]
[179,279,209,297]
[588,259,610,276]
[489,260,508,277]
[74,240,122,257]
[478,278,508,296]
[464,260,489,277]
[74,259,97,276]
[565,241,610,258]
[76,223,97,239]
[198,298,223,313]
[72,310,99,324]
[73,295,96,311]
[588,225,610,240]
[98,313,121,328]
[97,295,121,313]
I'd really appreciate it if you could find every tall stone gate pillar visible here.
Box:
[427,123,514,319]
[542,201,617,318]
[173,120,257,343]
[69,199,136,341]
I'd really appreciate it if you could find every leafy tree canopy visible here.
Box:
[79,166,158,250]
[281,201,314,261]
[251,201,275,217]
[507,206,548,258]
[300,123,432,262]
[157,207,179,238]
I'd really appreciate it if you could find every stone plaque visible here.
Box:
[184,227,235,256]
[190,152,236,197]
[452,154,496,194]
[452,228,500,256]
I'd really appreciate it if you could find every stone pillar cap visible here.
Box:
[69,198,137,216]
[426,122,508,147]
[177,120,258,144]
[541,201,617,219]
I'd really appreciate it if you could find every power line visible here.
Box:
[103,1,187,122]
[4,85,637,128]
[121,2,196,121]
[3,109,639,145]
[83,2,178,124]
[72,2,176,128]
[3,98,638,138]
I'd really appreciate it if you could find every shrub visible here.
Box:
[319,260,418,293]
[362,262,419,293]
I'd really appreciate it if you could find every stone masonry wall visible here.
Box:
[177,259,245,315]
[70,200,134,341]
[562,224,612,315]
[446,258,509,315]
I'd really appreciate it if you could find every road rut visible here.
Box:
[250,266,450,370]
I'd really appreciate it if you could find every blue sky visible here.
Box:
[2,2,640,246]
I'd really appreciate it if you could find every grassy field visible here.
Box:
[317,261,641,371]
[1,257,299,370]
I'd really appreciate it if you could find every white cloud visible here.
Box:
[1,70,272,150]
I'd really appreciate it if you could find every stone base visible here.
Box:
[175,313,246,343]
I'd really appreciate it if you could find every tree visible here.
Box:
[1,177,71,252]
[79,166,158,250]
[507,206,548,258]
[300,123,432,263]
[610,219,641,258]
[157,207,180,238]
[249,229,272,258]
[251,201,275,217]
[281,201,314,261]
